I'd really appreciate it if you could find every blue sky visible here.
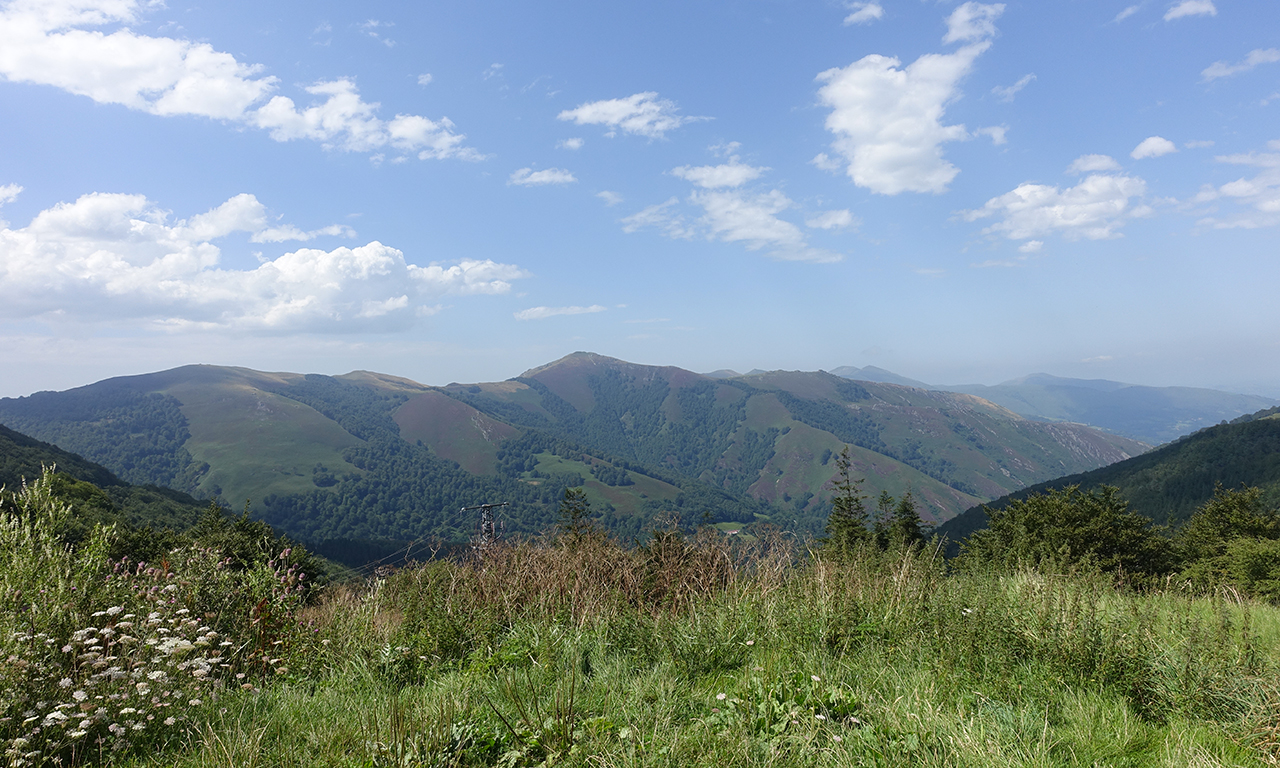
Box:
[2,0,1278,398]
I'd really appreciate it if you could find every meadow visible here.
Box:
[4,469,1279,768]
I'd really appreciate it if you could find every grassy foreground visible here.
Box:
[127,537,1280,767]
[4,467,1279,767]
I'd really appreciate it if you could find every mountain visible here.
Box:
[936,406,1280,546]
[829,368,1277,446]
[0,422,207,534]
[828,365,932,389]
[0,354,1148,544]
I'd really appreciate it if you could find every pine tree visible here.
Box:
[823,447,869,559]
[889,489,927,550]
[873,490,894,551]
[557,487,595,543]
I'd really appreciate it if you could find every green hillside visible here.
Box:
[936,407,1280,545]
[0,421,208,536]
[0,353,1151,546]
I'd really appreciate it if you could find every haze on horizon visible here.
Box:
[2,0,1278,400]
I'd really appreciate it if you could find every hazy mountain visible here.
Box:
[0,354,1149,544]
[936,406,1280,547]
[830,368,1277,446]
[828,365,932,389]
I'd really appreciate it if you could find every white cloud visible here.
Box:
[513,305,606,321]
[417,73,433,86]
[558,137,584,150]
[1185,140,1215,149]
[508,168,577,186]
[0,0,480,161]
[596,191,623,206]
[1113,5,1141,22]
[693,189,806,252]
[1018,240,1043,253]
[811,153,842,172]
[1131,136,1177,159]
[943,2,1006,44]
[964,173,1148,241]
[1201,49,1280,81]
[1194,142,1280,228]
[250,224,356,244]
[843,2,884,25]
[975,126,1008,145]
[358,19,394,47]
[815,4,1003,195]
[557,92,706,139]
[670,157,766,188]
[0,184,22,206]
[1164,0,1216,20]
[992,73,1035,102]
[0,191,527,331]
[805,210,857,230]
[1067,154,1121,174]
[621,198,695,239]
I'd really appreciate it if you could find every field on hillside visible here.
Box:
[6,469,1280,768]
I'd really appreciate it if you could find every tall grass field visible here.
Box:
[4,470,1279,767]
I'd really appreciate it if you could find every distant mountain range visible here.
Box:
[0,353,1147,544]
[820,369,1277,446]
[935,406,1280,547]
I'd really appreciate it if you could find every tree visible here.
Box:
[889,489,928,550]
[873,490,894,550]
[823,447,870,559]
[557,487,596,543]
[1176,485,1280,598]
[959,485,1172,576]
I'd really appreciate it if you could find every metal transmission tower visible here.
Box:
[463,502,509,548]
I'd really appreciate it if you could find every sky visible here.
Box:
[2,0,1279,399]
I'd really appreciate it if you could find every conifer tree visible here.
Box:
[824,447,869,558]
[889,489,927,550]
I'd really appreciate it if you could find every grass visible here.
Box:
[108,534,1280,768]
[6,467,1278,767]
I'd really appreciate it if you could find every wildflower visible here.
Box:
[833,735,843,743]
[815,714,826,720]
[58,678,73,688]
[106,606,122,616]
[163,716,176,726]
[716,693,727,701]
[72,691,87,702]
[746,640,754,646]
[811,675,821,682]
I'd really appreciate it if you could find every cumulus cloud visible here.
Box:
[624,148,842,262]
[992,73,1035,102]
[1194,141,1280,228]
[417,73,433,86]
[815,3,1004,195]
[1164,0,1216,20]
[670,157,766,188]
[513,305,606,321]
[558,137,584,150]
[944,2,1006,44]
[556,92,706,139]
[596,191,623,206]
[805,210,857,230]
[964,173,1148,241]
[843,2,884,25]
[0,0,480,161]
[0,184,21,206]
[508,168,577,186]
[1018,240,1043,253]
[1131,136,1177,159]
[1067,154,1121,174]
[1202,49,1280,81]
[0,191,527,331]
